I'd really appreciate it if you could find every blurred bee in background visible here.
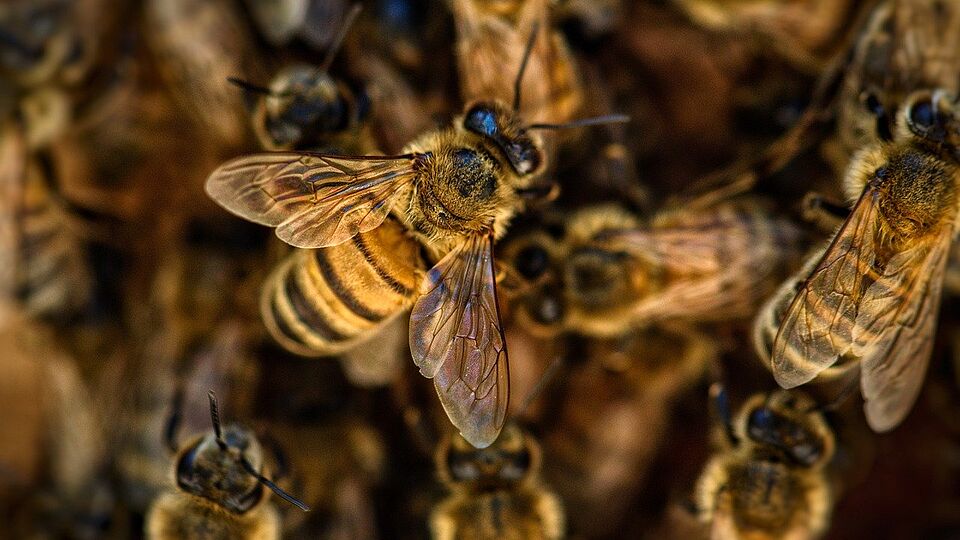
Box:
[695,385,838,540]
[447,0,583,128]
[0,316,114,538]
[205,25,627,447]
[501,200,805,338]
[672,0,864,74]
[431,422,565,539]
[146,391,309,540]
[231,4,375,154]
[538,326,716,537]
[143,0,263,149]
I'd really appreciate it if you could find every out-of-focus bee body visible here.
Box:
[250,63,373,154]
[503,200,805,338]
[431,424,565,540]
[143,0,261,149]
[146,393,307,540]
[540,326,715,536]
[448,0,583,126]
[696,389,837,540]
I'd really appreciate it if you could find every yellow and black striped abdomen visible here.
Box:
[261,218,424,356]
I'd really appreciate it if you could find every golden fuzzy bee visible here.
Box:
[500,201,805,338]
[431,423,565,540]
[769,90,960,432]
[696,386,837,540]
[146,392,308,540]
[205,33,623,447]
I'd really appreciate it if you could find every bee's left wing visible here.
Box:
[854,228,951,432]
[409,234,509,449]
[205,152,420,248]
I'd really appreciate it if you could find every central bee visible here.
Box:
[205,30,622,448]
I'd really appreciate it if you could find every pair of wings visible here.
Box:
[771,186,951,432]
[205,152,508,448]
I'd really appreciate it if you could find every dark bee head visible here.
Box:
[463,101,544,176]
[438,424,538,490]
[0,0,81,85]
[252,64,367,151]
[903,91,953,144]
[174,424,267,514]
[565,247,634,312]
[739,391,834,468]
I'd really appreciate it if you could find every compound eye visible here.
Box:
[464,106,498,137]
[908,98,936,131]
[747,407,773,434]
[515,245,549,279]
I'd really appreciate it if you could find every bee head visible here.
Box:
[902,90,960,152]
[174,424,267,514]
[739,391,835,468]
[254,64,366,150]
[463,100,544,177]
[439,424,539,490]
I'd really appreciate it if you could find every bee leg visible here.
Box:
[709,383,738,446]
[801,191,849,232]
[163,386,185,454]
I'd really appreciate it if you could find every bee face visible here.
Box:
[462,101,543,177]
[174,425,266,514]
[440,424,537,488]
[738,392,835,469]
[261,65,366,150]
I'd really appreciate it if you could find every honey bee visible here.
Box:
[205,32,626,447]
[501,200,805,338]
[696,386,837,540]
[144,0,262,149]
[673,0,863,73]
[431,423,565,540]
[0,122,92,320]
[768,92,960,432]
[448,0,583,125]
[146,391,308,540]
[231,4,373,154]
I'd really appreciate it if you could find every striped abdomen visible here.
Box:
[261,218,424,356]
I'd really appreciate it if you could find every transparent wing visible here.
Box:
[856,229,950,432]
[409,234,509,449]
[771,188,881,388]
[204,152,419,248]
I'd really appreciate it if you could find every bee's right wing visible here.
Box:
[771,187,882,388]
[855,227,951,432]
[205,153,421,248]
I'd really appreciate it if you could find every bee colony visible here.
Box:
[3,0,960,538]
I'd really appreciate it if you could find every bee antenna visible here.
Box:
[527,114,630,131]
[239,456,311,512]
[163,386,186,453]
[319,3,363,73]
[207,391,228,451]
[516,354,565,419]
[226,77,274,96]
[709,383,738,445]
[513,22,541,113]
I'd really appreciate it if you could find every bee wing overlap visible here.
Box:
[409,234,509,448]
[204,152,419,248]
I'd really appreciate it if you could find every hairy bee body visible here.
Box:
[261,216,424,356]
[696,390,837,540]
[431,424,565,540]
[504,201,804,338]
[147,493,280,540]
